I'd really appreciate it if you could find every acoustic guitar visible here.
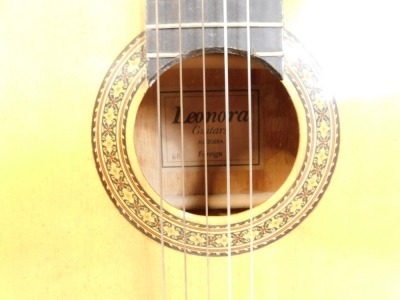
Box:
[2,0,400,299]
[91,0,397,299]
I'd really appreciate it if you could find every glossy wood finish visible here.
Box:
[1,0,400,299]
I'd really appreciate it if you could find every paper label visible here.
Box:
[161,90,260,167]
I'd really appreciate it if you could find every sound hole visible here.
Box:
[134,53,299,215]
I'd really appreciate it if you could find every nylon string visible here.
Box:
[177,1,189,299]
[154,1,166,299]
[201,0,211,300]
[222,0,233,299]
[246,0,255,299]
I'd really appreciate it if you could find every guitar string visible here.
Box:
[154,0,166,299]
[246,1,255,299]
[201,1,211,300]
[177,1,189,299]
[222,0,233,299]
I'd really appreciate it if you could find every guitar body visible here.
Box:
[91,0,390,299]
[2,0,399,299]
[95,1,400,299]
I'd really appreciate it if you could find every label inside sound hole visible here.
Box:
[161,90,260,168]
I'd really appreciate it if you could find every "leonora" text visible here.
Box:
[172,106,249,124]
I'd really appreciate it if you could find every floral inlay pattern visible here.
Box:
[92,31,340,256]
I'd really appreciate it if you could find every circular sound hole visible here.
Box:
[134,53,299,215]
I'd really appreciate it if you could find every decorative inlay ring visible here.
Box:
[92,30,340,256]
